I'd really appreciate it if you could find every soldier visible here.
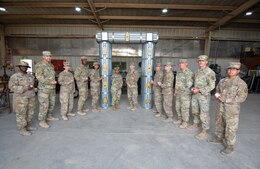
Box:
[150,63,163,117]
[8,61,36,136]
[74,56,89,116]
[58,62,76,121]
[174,59,194,128]
[36,51,59,129]
[90,62,103,112]
[187,55,216,140]
[158,62,174,123]
[209,62,248,155]
[111,66,123,111]
[126,62,140,111]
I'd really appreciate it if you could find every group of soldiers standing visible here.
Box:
[151,54,248,155]
[8,51,248,155]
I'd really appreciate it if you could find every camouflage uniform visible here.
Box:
[153,65,163,114]
[35,60,56,121]
[191,58,215,130]
[74,62,89,112]
[111,69,123,108]
[8,62,36,132]
[126,66,140,109]
[161,63,174,119]
[90,64,101,110]
[175,65,194,123]
[58,67,75,117]
[214,62,248,148]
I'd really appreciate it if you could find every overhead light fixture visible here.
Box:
[0,7,6,12]
[245,11,252,16]
[75,6,81,12]
[162,8,168,14]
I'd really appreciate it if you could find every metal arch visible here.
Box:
[96,32,159,109]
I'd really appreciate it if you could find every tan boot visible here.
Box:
[19,128,31,136]
[131,106,136,111]
[127,103,133,109]
[195,129,209,140]
[155,112,162,117]
[164,117,173,123]
[179,122,188,129]
[39,120,50,128]
[187,123,198,130]
[67,112,76,117]
[62,115,68,121]
[115,103,120,109]
[92,108,100,113]
[111,105,116,111]
[47,115,59,121]
[173,119,182,125]
[208,136,223,144]
[77,111,86,116]
[221,145,234,155]
[27,123,37,131]
[84,109,89,113]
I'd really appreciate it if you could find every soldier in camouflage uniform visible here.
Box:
[188,55,216,140]
[111,66,123,111]
[8,61,36,136]
[150,63,163,117]
[90,62,103,112]
[58,62,76,121]
[36,51,59,129]
[158,62,174,123]
[174,59,194,128]
[126,62,140,111]
[209,62,248,155]
[74,56,89,116]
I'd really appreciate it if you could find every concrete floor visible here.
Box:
[0,94,260,169]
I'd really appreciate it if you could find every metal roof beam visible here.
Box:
[86,0,103,30]
[207,0,260,32]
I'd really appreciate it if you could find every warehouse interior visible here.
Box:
[0,0,260,169]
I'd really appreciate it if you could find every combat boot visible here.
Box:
[84,109,89,113]
[221,145,234,155]
[164,117,173,123]
[173,119,182,125]
[67,112,76,117]
[208,136,223,144]
[27,123,37,131]
[39,120,50,128]
[111,105,116,111]
[19,128,31,136]
[187,123,198,130]
[92,108,100,113]
[195,129,209,140]
[62,115,68,121]
[115,103,120,109]
[127,103,133,110]
[131,106,136,111]
[77,111,86,116]
[155,112,162,117]
[179,122,188,129]
[47,115,59,121]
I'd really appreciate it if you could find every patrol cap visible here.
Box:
[155,63,162,67]
[16,61,31,68]
[81,56,88,60]
[165,62,172,66]
[179,59,188,64]
[114,66,120,70]
[130,62,135,66]
[93,62,99,66]
[42,51,51,56]
[197,55,208,61]
[63,62,71,67]
[227,62,241,69]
